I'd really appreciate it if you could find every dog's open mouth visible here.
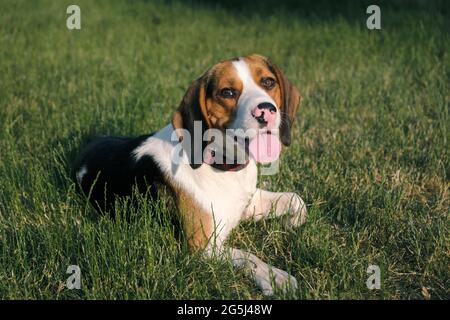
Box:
[204,130,281,169]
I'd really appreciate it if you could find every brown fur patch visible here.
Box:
[160,170,213,251]
[153,181,213,251]
[204,61,243,129]
[244,54,283,109]
[175,187,213,251]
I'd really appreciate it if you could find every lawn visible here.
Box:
[0,0,448,299]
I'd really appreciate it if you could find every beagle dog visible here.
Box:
[73,54,307,295]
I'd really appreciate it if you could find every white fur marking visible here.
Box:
[230,59,280,138]
[76,165,87,184]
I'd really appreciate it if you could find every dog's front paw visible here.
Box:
[254,264,298,296]
[282,192,307,228]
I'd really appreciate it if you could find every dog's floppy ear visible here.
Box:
[267,59,301,146]
[172,76,212,169]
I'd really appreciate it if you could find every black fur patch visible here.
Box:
[72,134,164,214]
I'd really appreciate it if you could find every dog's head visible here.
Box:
[172,54,301,168]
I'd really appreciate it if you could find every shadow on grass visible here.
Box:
[171,0,449,21]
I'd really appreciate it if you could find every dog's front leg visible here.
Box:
[205,244,298,296]
[243,188,307,227]
[230,248,298,296]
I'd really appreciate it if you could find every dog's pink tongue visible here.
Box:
[249,133,281,164]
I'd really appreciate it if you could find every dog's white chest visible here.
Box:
[134,125,258,234]
[187,161,258,233]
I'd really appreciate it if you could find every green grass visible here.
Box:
[0,0,449,299]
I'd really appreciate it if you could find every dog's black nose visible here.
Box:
[257,102,277,113]
[252,103,277,126]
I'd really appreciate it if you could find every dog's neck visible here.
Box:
[203,136,250,172]
[209,159,250,171]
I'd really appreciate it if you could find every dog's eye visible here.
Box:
[260,77,276,89]
[220,88,237,99]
